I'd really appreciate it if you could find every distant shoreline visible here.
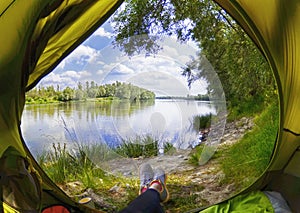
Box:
[155,95,209,101]
[25,96,211,105]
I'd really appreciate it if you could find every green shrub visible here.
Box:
[228,94,266,121]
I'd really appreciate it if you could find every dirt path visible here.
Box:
[106,149,235,207]
[105,117,254,206]
[62,117,254,211]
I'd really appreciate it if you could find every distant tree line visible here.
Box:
[25,81,155,103]
[156,94,209,101]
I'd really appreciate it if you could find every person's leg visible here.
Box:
[119,189,164,213]
[118,164,169,213]
[139,163,154,194]
[151,167,169,203]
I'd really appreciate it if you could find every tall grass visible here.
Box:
[192,113,212,131]
[115,135,175,158]
[36,135,177,210]
[38,143,75,183]
[37,134,175,185]
[37,143,106,187]
[37,142,141,210]
[220,102,279,190]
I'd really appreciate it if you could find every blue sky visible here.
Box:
[39,14,208,97]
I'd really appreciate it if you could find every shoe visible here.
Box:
[139,163,154,194]
[151,168,169,203]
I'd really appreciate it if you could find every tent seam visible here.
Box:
[0,0,15,17]
[283,128,300,136]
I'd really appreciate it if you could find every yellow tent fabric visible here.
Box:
[0,0,123,157]
[0,0,123,212]
[1,0,300,212]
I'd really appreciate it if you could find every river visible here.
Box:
[21,99,216,156]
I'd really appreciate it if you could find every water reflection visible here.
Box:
[21,99,215,156]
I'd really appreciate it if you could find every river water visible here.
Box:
[21,99,216,156]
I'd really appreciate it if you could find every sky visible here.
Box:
[38,12,208,97]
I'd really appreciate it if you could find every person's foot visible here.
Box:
[150,168,170,203]
[139,163,154,194]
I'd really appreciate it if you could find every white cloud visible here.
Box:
[61,70,81,78]
[96,62,119,78]
[128,71,189,96]
[111,64,135,75]
[93,27,113,38]
[56,45,100,69]
[69,45,99,61]
[40,34,207,94]
[40,73,73,88]
[40,70,86,89]
[42,73,62,84]
[78,70,92,78]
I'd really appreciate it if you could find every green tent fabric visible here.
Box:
[200,191,274,213]
[1,0,300,212]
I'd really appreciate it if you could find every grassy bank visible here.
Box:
[37,142,139,210]
[220,102,279,190]
[37,142,208,211]
[36,101,279,211]
[37,135,175,183]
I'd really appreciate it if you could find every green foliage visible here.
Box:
[38,143,74,183]
[189,145,204,165]
[37,140,209,211]
[188,101,278,191]
[37,143,141,210]
[37,143,108,188]
[57,86,75,101]
[26,81,155,104]
[112,0,277,117]
[227,94,267,121]
[37,135,174,184]
[189,144,219,166]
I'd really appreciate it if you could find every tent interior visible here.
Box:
[0,0,300,212]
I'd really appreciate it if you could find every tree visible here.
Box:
[88,87,98,98]
[25,81,155,103]
[85,81,90,94]
[140,90,155,100]
[97,85,106,97]
[58,87,75,101]
[115,83,131,99]
[112,0,276,112]
[130,85,141,101]
[77,82,83,91]
[46,86,56,97]
[75,89,85,100]
[104,84,115,97]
